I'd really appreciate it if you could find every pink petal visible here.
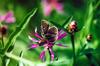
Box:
[34,33,43,39]
[56,44,67,47]
[40,50,45,61]
[0,15,5,22]
[58,30,63,36]
[42,0,53,16]
[5,11,15,23]
[55,3,63,13]
[58,30,67,40]
[49,48,54,61]
[28,36,39,42]
[5,17,15,23]
[30,44,39,49]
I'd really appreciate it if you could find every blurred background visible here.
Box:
[0,0,100,66]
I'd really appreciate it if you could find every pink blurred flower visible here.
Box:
[42,0,63,16]
[0,11,15,23]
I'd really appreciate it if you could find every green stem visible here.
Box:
[5,52,34,65]
[85,50,99,66]
[5,52,46,66]
[70,33,76,66]
[1,34,4,48]
[48,48,51,62]
[2,56,6,66]
[94,0,100,10]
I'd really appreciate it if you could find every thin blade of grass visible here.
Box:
[3,8,37,53]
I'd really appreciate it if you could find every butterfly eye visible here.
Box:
[41,20,49,34]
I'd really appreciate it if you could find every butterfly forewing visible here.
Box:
[41,20,49,35]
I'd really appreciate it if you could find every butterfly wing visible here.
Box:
[41,20,49,35]
[45,26,58,42]
[41,20,58,42]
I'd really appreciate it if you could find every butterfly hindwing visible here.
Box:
[46,26,58,42]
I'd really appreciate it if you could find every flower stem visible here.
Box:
[1,34,4,48]
[94,0,100,10]
[85,51,99,66]
[1,56,6,66]
[70,33,76,66]
[5,52,35,65]
[48,48,51,61]
[5,52,46,66]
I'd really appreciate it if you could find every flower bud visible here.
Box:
[86,34,92,42]
[0,25,7,35]
[67,21,78,33]
[69,21,77,30]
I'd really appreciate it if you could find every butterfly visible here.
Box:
[41,20,58,43]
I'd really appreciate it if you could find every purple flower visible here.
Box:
[29,30,67,61]
[0,11,15,23]
[42,0,63,16]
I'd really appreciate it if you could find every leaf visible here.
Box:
[77,44,87,56]
[7,44,14,52]
[17,51,24,66]
[62,16,73,29]
[5,52,47,66]
[19,51,23,57]
[3,8,37,53]
[80,48,100,56]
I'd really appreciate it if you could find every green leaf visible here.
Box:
[77,44,87,57]
[19,51,23,57]
[17,51,24,66]
[79,2,94,47]
[7,45,14,52]
[5,52,47,66]
[3,8,37,53]
[80,48,100,56]
[62,16,73,29]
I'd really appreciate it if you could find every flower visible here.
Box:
[0,11,15,23]
[86,34,92,42]
[29,20,67,61]
[67,21,78,33]
[41,0,63,16]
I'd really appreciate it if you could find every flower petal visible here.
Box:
[56,44,67,47]
[34,33,43,39]
[5,17,15,23]
[58,30,67,40]
[49,48,54,61]
[55,3,63,13]
[5,11,15,23]
[42,0,52,16]
[40,50,46,62]
[30,44,39,49]
[58,30,63,36]
[28,36,39,42]
[0,15,5,22]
